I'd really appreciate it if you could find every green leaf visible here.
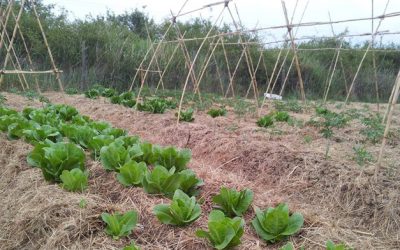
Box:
[87,135,115,159]
[121,240,141,250]
[178,169,203,196]
[101,210,138,240]
[28,141,86,182]
[153,189,201,226]
[100,141,130,171]
[60,168,89,192]
[251,204,304,243]
[142,165,181,196]
[196,210,244,250]
[280,242,294,250]
[117,161,148,187]
[151,146,191,172]
[212,187,253,217]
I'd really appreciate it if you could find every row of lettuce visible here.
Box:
[0,103,347,250]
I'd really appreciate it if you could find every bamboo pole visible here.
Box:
[213,53,225,95]
[194,37,222,94]
[371,0,380,112]
[11,9,41,92]
[32,1,64,92]
[376,70,400,177]
[345,0,390,104]
[0,0,25,87]
[176,6,226,124]
[245,50,263,98]
[145,22,165,90]
[323,39,344,103]
[221,36,235,97]
[226,47,246,97]
[279,57,295,96]
[0,15,29,90]
[155,37,182,92]
[131,0,189,94]
[281,0,305,102]
[174,23,200,101]
[0,0,12,51]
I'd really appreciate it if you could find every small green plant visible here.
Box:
[27,141,86,182]
[274,111,290,122]
[326,240,352,250]
[117,161,148,187]
[353,145,373,166]
[280,242,294,250]
[360,114,384,144]
[141,165,181,196]
[101,210,138,240]
[110,95,121,104]
[137,98,170,114]
[252,203,304,243]
[84,89,100,99]
[60,168,89,192]
[212,187,253,217]
[274,100,303,113]
[176,108,194,122]
[0,93,6,105]
[196,210,244,250]
[66,87,79,95]
[122,241,140,250]
[101,88,117,97]
[153,189,201,226]
[79,198,87,208]
[207,108,227,118]
[257,115,274,128]
[303,135,312,144]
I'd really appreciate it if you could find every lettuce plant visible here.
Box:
[117,161,148,187]
[274,111,290,122]
[196,210,244,250]
[101,127,127,138]
[87,135,115,159]
[6,118,32,140]
[100,140,130,171]
[212,187,253,217]
[85,89,100,99]
[52,104,78,121]
[61,124,97,148]
[23,124,62,144]
[110,95,121,104]
[252,203,304,243]
[151,146,191,172]
[142,165,181,196]
[137,98,168,114]
[153,189,201,226]
[129,142,154,164]
[60,168,89,192]
[178,169,204,196]
[101,210,138,240]
[176,108,194,122]
[257,115,274,128]
[101,88,117,97]
[27,141,86,182]
[207,108,227,118]
[0,106,17,116]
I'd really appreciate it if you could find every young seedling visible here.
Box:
[101,210,138,240]
[212,187,253,217]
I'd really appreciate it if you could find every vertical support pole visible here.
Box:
[0,0,24,87]
[32,2,64,92]
[376,70,400,177]
[281,0,305,102]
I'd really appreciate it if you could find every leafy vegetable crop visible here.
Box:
[252,203,304,243]
[117,160,148,187]
[151,146,191,172]
[102,210,138,240]
[153,189,201,226]
[257,115,274,128]
[212,187,253,217]
[207,108,227,118]
[60,168,89,192]
[27,141,86,182]
[196,210,244,250]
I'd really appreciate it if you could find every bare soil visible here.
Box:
[1,92,399,250]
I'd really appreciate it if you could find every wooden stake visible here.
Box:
[376,70,400,177]
[281,0,306,102]
[32,2,64,92]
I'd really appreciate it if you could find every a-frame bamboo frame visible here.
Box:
[0,0,63,91]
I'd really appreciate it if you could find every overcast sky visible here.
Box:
[42,0,400,45]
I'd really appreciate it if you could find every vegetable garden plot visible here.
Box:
[0,92,399,249]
